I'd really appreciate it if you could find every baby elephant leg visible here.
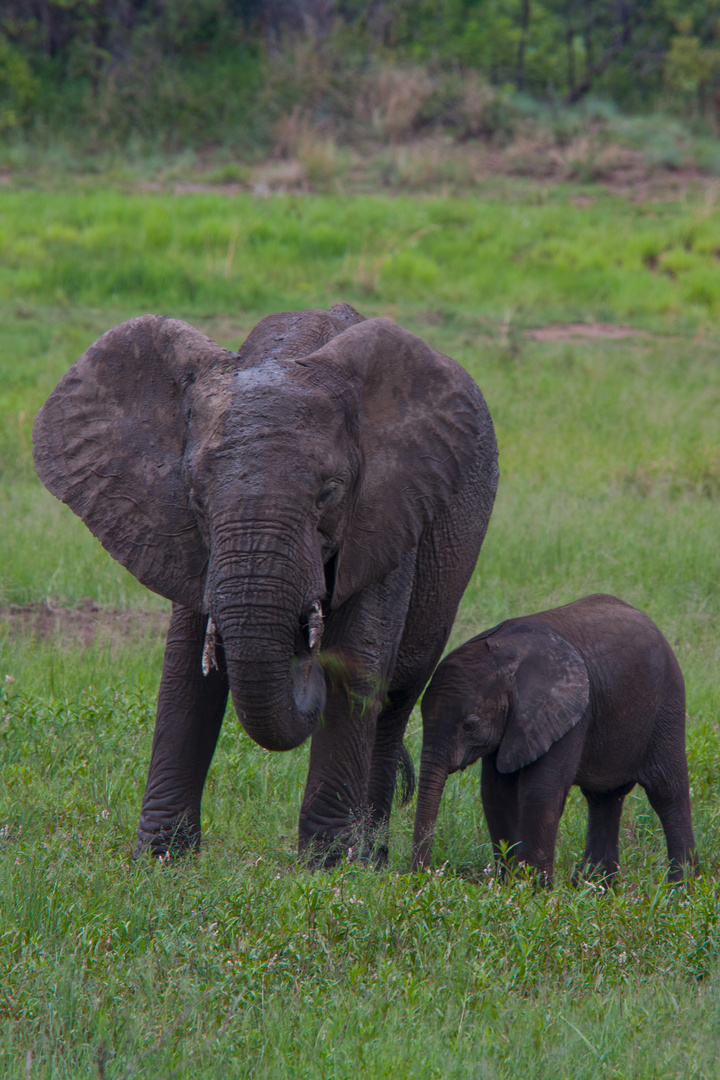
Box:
[576,783,635,885]
[511,738,582,886]
[640,712,698,882]
[481,757,520,873]
[514,784,569,887]
[642,780,698,882]
[483,756,569,886]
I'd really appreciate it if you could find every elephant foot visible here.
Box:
[298,807,391,870]
[298,836,390,871]
[501,859,553,889]
[571,860,620,890]
[298,824,360,869]
[667,854,699,885]
[371,844,389,870]
[133,814,201,863]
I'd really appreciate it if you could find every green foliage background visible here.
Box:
[2,0,720,151]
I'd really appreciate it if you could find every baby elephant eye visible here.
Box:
[317,478,344,508]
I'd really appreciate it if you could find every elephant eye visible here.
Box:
[317,478,344,508]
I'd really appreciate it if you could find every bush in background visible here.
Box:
[0,0,719,158]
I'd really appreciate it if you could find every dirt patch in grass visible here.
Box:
[525,323,647,341]
[1,599,170,649]
[125,137,715,201]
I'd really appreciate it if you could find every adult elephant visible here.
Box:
[33,303,498,865]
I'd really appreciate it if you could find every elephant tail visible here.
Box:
[396,743,416,806]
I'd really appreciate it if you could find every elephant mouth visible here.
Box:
[456,744,486,772]
[322,550,338,610]
[291,594,327,718]
[292,549,338,664]
[304,599,324,652]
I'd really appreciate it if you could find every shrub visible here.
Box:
[0,34,37,131]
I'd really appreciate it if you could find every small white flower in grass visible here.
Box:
[4,675,15,683]
[618,951,627,965]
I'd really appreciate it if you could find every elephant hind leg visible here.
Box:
[642,779,698,882]
[575,783,635,886]
[640,709,698,882]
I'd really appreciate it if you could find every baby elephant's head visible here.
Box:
[412,623,589,870]
[421,650,507,774]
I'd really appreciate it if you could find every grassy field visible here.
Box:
[2,184,720,1077]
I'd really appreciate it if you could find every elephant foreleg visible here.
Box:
[299,557,416,867]
[510,728,585,886]
[298,677,379,867]
[366,687,420,867]
[367,461,496,867]
[481,755,521,873]
[135,604,229,860]
[514,784,568,887]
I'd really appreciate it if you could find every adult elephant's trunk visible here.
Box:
[208,519,327,752]
[412,749,450,871]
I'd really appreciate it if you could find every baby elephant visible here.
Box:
[413,594,697,884]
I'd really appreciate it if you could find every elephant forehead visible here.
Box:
[185,368,351,487]
[228,364,348,437]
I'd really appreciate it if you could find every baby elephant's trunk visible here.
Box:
[412,750,449,871]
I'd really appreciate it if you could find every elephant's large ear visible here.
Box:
[32,316,235,610]
[295,318,495,608]
[490,624,589,773]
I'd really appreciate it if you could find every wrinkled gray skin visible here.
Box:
[413,594,697,884]
[33,304,498,865]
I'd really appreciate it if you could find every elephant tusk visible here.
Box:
[202,616,218,676]
[307,600,324,652]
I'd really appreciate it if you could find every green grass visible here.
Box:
[2,186,720,1077]
[1,189,720,327]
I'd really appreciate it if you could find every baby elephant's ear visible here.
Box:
[494,624,590,773]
